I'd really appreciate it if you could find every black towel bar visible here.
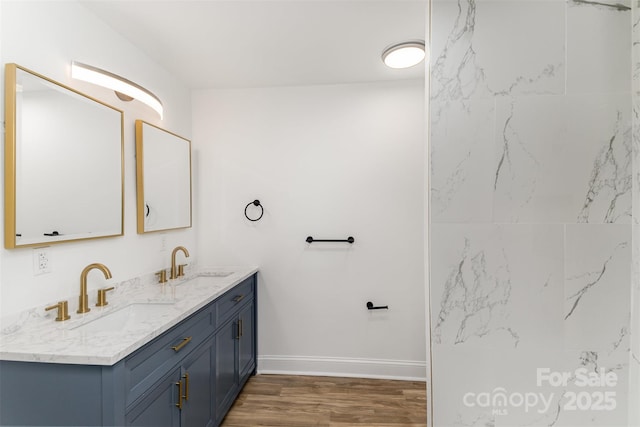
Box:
[306,236,354,244]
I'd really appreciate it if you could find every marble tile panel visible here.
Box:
[493,93,632,224]
[564,224,632,353]
[633,1,640,418]
[496,349,629,427]
[569,96,633,224]
[633,95,640,226]
[553,354,629,427]
[630,222,640,424]
[431,346,500,427]
[430,224,564,350]
[634,0,640,93]
[431,99,496,223]
[492,95,568,223]
[567,0,632,94]
[431,0,565,105]
[632,11,640,422]
[633,223,640,354]
[431,345,630,426]
[570,0,631,6]
[630,351,640,426]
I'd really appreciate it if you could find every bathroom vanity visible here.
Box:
[0,268,257,427]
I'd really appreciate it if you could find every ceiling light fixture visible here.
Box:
[381,41,426,69]
[71,61,163,119]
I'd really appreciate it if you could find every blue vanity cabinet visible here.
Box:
[214,280,257,425]
[181,337,214,427]
[214,317,239,423]
[126,274,256,427]
[125,366,182,427]
[238,300,255,380]
[0,273,257,427]
[126,337,214,427]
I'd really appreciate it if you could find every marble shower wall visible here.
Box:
[429,0,637,426]
[631,2,640,426]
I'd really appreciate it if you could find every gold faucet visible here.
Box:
[78,263,112,314]
[170,246,190,280]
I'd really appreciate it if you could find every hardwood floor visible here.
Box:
[221,374,427,427]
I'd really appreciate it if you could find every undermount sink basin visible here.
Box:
[72,303,175,333]
[199,271,234,278]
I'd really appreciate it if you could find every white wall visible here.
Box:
[0,1,195,318]
[0,0,427,382]
[193,80,426,379]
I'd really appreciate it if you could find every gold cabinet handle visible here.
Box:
[45,301,71,321]
[171,336,192,352]
[183,373,189,401]
[232,294,244,303]
[175,380,184,409]
[96,287,115,307]
[239,318,243,338]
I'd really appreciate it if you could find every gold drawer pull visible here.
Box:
[171,336,192,352]
[232,294,244,303]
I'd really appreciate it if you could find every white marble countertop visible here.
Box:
[0,266,258,366]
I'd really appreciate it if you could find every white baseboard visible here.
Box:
[257,355,427,381]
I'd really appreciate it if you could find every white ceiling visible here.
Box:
[79,0,427,90]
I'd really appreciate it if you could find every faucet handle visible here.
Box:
[156,269,168,284]
[96,287,115,307]
[177,264,188,277]
[45,301,71,321]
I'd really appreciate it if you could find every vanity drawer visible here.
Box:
[124,304,214,408]
[216,276,254,324]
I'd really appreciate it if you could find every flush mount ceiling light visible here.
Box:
[71,61,163,119]
[382,41,426,69]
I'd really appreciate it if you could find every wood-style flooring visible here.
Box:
[221,374,427,427]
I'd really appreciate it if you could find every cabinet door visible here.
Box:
[182,339,214,427]
[126,367,181,427]
[238,301,255,381]
[214,318,238,424]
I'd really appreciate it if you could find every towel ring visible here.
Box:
[244,200,264,222]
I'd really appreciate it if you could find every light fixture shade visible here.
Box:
[71,61,163,119]
[382,41,426,69]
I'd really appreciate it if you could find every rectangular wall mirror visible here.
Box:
[135,120,192,233]
[4,63,124,248]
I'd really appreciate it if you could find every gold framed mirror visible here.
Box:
[135,120,192,233]
[4,63,124,248]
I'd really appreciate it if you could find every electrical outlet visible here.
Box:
[33,248,51,275]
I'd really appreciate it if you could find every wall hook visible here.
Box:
[244,199,264,222]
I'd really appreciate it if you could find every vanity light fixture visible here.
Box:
[71,61,163,119]
[381,40,426,69]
